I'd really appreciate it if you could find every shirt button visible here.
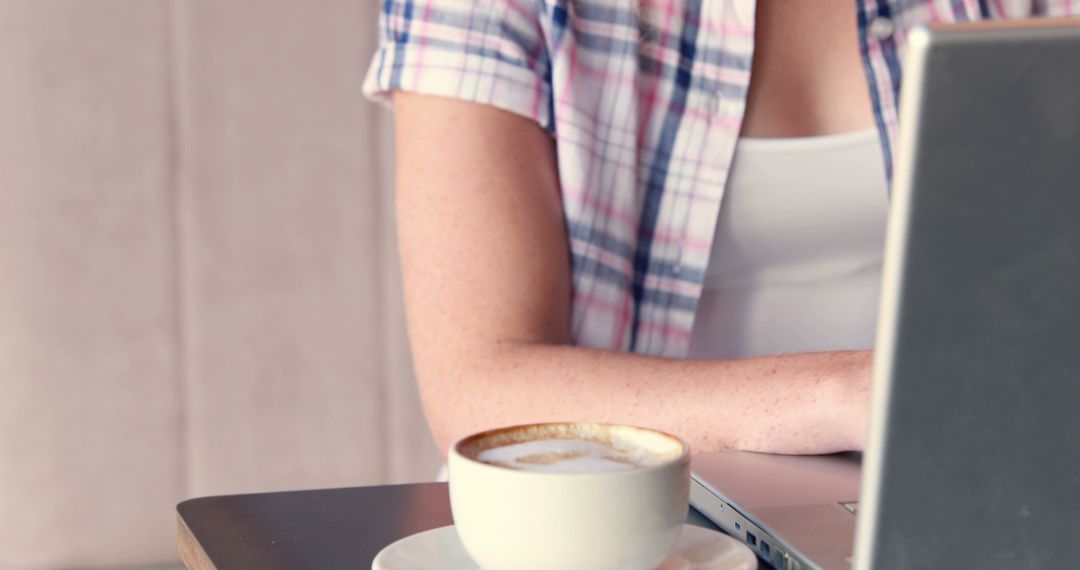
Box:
[671,262,682,276]
[870,16,895,41]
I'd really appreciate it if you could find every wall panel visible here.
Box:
[0,1,182,567]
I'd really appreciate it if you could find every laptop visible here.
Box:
[691,18,1080,570]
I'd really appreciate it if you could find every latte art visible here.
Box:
[459,424,684,475]
[477,438,664,473]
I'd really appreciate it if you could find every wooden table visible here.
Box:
[177,483,724,570]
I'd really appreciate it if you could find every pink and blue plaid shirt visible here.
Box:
[364,0,1076,358]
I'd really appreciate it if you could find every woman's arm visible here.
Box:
[393,92,871,457]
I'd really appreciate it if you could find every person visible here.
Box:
[363,0,1075,457]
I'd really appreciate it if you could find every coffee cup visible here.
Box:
[448,422,690,570]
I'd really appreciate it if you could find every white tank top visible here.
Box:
[687,129,889,359]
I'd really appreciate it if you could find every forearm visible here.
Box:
[418,343,872,457]
[393,94,871,459]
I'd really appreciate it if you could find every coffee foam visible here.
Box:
[458,423,684,474]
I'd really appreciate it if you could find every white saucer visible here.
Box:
[372,523,758,570]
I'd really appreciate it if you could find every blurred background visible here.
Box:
[0,1,440,568]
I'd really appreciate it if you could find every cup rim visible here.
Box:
[449,422,690,478]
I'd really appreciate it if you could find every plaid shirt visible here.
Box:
[364,0,1076,357]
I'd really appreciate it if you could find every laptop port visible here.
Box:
[746,531,757,547]
[735,522,741,531]
[760,540,770,558]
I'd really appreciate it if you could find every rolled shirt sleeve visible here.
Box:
[364,0,554,132]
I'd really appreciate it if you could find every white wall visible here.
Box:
[0,1,438,568]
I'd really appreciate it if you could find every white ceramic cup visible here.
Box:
[448,422,690,570]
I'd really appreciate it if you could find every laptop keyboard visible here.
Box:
[840,501,860,515]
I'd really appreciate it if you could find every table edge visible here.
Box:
[177,511,217,570]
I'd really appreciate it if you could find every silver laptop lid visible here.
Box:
[855,19,1080,570]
